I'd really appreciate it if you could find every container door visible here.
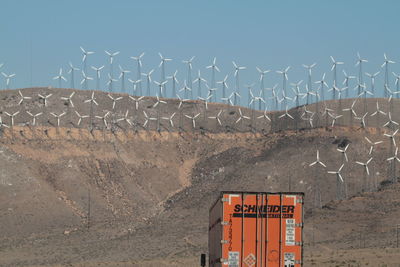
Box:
[266,194,282,267]
[280,194,303,267]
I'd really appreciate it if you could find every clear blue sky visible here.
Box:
[1,0,399,103]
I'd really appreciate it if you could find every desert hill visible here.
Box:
[0,87,399,266]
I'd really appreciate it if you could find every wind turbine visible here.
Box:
[327,164,346,200]
[129,95,145,110]
[355,157,373,192]
[329,113,342,127]
[84,91,99,131]
[257,107,271,132]
[279,105,294,130]
[256,67,270,110]
[208,110,223,128]
[221,92,234,106]
[50,111,66,127]
[68,62,80,89]
[80,46,94,76]
[183,56,195,99]
[161,112,176,128]
[158,53,172,92]
[118,65,131,93]
[52,68,67,88]
[276,66,290,108]
[342,99,358,126]
[383,112,399,129]
[382,53,395,98]
[142,111,157,130]
[128,79,141,95]
[387,147,400,183]
[81,71,93,90]
[365,136,383,155]
[141,69,154,96]
[393,72,400,98]
[235,108,250,125]
[217,75,229,100]
[116,110,133,129]
[309,150,326,208]
[38,93,52,107]
[130,52,145,96]
[302,84,317,105]
[153,94,167,131]
[61,92,75,127]
[315,73,328,102]
[184,113,201,129]
[330,56,344,100]
[355,52,368,86]
[105,50,120,85]
[180,80,192,100]
[232,61,246,106]
[167,70,179,98]
[342,70,355,98]
[384,129,398,183]
[4,111,19,128]
[355,112,368,128]
[107,94,123,110]
[198,94,212,121]
[95,111,110,131]
[26,111,42,126]
[154,80,168,98]
[91,65,104,90]
[193,70,207,99]
[18,90,32,106]
[206,57,220,93]
[106,73,118,92]
[365,71,380,95]
[176,94,190,130]
[337,144,350,163]
[291,80,304,107]
[2,72,16,89]
[75,111,89,127]
[303,63,317,102]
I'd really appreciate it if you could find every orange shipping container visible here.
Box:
[209,191,304,267]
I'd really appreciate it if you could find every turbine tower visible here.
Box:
[167,70,179,98]
[182,56,195,99]
[330,56,344,100]
[142,69,154,96]
[53,68,67,88]
[118,65,131,93]
[91,65,104,90]
[327,164,346,200]
[193,70,207,99]
[355,157,373,192]
[130,52,145,96]
[2,72,16,89]
[80,46,94,78]
[105,50,120,91]
[355,52,368,87]
[217,75,229,101]
[158,53,172,96]
[382,53,395,98]
[256,67,270,110]
[68,62,80,89]
[276,66,290,109]
[309,150,326,208]
[232,61,246,106]
[206,57,220,95]
[365,71,380,96]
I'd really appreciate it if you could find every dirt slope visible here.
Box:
[0,88,399,266]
